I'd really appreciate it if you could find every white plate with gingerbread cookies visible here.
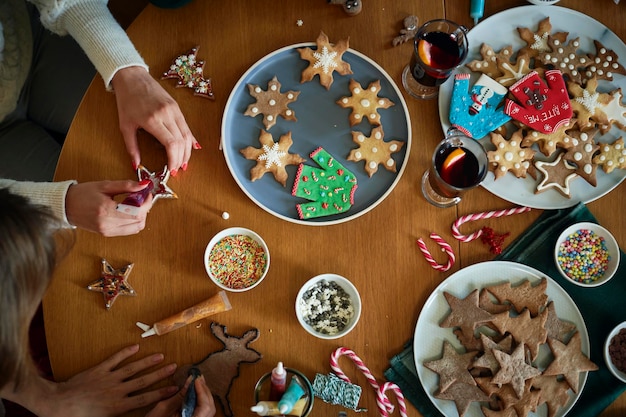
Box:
[221,33,411,225]
[414,261,595,417]
[438,6,626,209]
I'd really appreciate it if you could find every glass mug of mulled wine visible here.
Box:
[402,19,469,99]
[421,129,488,208]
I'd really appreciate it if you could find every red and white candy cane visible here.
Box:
[416,233,455,272]
[452,206,531,242]
[330,347,408,417]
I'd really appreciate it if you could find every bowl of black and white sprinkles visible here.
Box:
[295,273,361,339]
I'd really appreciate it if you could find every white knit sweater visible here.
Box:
[0,0,149,227]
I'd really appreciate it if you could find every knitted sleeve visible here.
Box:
[0,179,77,227]
[28,0,149,89]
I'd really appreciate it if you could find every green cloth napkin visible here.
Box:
[385,203,626,417]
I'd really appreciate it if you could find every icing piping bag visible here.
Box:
[136,291,232,337]
[470,0,485,25]
[182,368,201,417]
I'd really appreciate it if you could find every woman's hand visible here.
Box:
[146,374,216,417]
[111,66,200,176]
[65,180,153,237]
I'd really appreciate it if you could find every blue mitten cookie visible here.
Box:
[449,73,511,139]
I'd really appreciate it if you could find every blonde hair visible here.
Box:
[0,188,72,391]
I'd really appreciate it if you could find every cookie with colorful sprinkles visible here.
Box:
[239,130,305,187]
[298,31,353,90]
[291,147,358,219]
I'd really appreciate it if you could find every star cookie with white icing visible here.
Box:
[240,130,305,187]
[347,126,404,177]
[535,152,578,198]
[336,79,394,126]
[522,118,577,157]
[244,76,300,130]
[539,37,591,84]
[562,129,600,186]
[487,129,536,180]
[87,259,136,310]
[599,88,626,133]
[466,44,514,79]
[298,31,353,90]
[582,40,626,84]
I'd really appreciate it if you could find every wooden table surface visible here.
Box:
[45,0,626,416]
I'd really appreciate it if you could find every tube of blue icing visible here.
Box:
[278,377,305,414]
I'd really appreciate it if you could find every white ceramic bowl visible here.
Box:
[554,222,620,287]
[204,227,269,292]
[295,273,361,339]
[605,321,626,383]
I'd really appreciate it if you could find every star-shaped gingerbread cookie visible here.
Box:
[244,76,300,130]
[593,137,626,173]
[162,46,214,99]
[138,165,178,202]
[424,340,477,392]
[568,77,612,129]
[522,118,577,156]
[562,128,600,186]
[539,37,591,84]
[240,130,305,187]
[582,40,626,84]
[491,343,542,399]
[466,44,514,79]
[487,130,535,180]
[347,126,404,177]
[87,259,136,310]
[543,332,598,393]
[298,31,353,90]
[535,153,578,198]
[336,79,394,126]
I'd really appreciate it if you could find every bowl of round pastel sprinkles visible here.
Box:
[204,227,269,292]
[295,273,361,339]
[554,222,620,287]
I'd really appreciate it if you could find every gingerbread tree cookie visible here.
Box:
[336,79,394,126]
[539,37,591,84]
[298,31,353,90]
[244,76,300,130]
[347,126,404,177]
[291,147,357,219]
[240,130,305,187]
[487,130,535,180]
[582,40,626,84]
[516,17,568,58]
[593,137,626,173]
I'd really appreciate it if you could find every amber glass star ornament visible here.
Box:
[162,46,214,99]
[137,165,178,202]
[87,259,136,310]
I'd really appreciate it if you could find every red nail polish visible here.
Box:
[132,161,139,170]
[171,169,178,177]
[182,163,188,171]
[139,179,151,186]
[193,142,202,150]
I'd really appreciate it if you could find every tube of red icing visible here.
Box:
[116,180,153,215]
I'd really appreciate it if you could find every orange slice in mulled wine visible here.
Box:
[440,148,466,185]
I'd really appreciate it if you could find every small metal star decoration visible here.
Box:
[162,45,215,99]
[138,165,178,202]
[87,259,136,310]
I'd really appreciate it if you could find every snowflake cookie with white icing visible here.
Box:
[297,31,353,90]
[239,130,305,187]
[244,76,300,130]
[336,79,394,126]
[516,17,568,59]
[568,77,612,129]
[347,126,404,177]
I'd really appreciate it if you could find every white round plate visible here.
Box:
[414,261,590,417]
[438,6,626,209]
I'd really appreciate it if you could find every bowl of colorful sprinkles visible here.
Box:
[554,222,620,287]
[204,227,269,292]
[605,321,626,384]
[295,273,361,340]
